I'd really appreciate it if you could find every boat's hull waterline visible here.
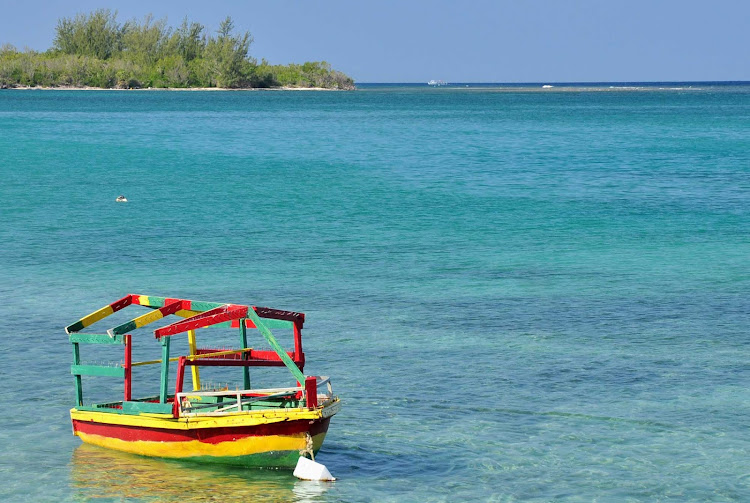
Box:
[71,403,338,467]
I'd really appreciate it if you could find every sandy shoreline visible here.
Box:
[1,84,706,93]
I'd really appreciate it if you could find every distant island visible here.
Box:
[0,10,354,90]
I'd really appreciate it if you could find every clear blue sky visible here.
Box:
[1,0,748,83]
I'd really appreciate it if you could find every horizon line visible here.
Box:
[356,80,750,85]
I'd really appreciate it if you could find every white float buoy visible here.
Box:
[293,456,336,481]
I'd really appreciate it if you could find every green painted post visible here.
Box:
[72,342,83,406]
[239,318,251,390]
[159,337,171,403]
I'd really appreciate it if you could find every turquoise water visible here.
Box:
[0,85,748,502]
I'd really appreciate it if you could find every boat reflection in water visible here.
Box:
[70,444,331,503]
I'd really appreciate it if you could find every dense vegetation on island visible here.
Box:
[0,10,354,90]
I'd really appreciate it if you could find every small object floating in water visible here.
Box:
[294,456,336,481]
[115,195,128,202]
[65,294,341,469]
[542,85,554,89]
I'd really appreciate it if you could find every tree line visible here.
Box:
[0,10,354,90]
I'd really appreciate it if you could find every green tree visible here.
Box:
[172,18,206,62]
[205,16,253,88]
[121,14,170,65]
[53,9,123,60]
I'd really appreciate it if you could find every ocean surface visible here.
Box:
[0,83,748,502]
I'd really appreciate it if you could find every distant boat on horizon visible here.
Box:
[427,80,448,87]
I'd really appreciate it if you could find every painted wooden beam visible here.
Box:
[293,323,304,371]
[69,333,126,344]
[305,376,318,409]
[253,307,305,327]
[130,295,168,308]
[65,295,134,333]
[239,319,251,389]
[159,337,171,404]
[121,401,173,414]
[131,296,224,313]
[71,365,126,378]
[185,359,288,367]
[204,349,301,364]
[73,342,82,406]
[190,300,228,312]
[124,334,132,402]
[154,305,248,338]
[107,300,188,336]
[187,329,201,391]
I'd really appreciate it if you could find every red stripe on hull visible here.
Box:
[72,417,331,444]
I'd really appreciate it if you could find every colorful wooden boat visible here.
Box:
[66,295,341,468]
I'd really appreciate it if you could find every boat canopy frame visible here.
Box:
[66,295,316,415]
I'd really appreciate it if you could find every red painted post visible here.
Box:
[304,376,318,410]
[293,322,304,370]
[294,323,302,360]
[124,334,132,402]
[173,356,187,417]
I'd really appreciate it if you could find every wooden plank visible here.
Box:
[124,334,132,402]
[293,322,304,371]
[71,365,126,378]
[108,300,187,336]
[176,309,200,318]
[182,350,301,364]
[65,294,134,333]
[131,295,166,308]
[133,296,239,314]
[159,337,170,404]
[252,306,305,327]
[192,348,253,360]
[185,359,287,367]
[194,348,242,360]
[121,401,174,414]
[154,305,248,337]
[189,300,227,312]
[239,319,251,389]
[69,333,125,344]
[74,405,125,414]
[187,329,201,391]
[305,376,318,409]
[235,349,296,362]
[72,342,83,406]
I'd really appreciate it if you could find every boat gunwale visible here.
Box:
[71,397,341,430]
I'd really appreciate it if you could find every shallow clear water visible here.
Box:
[0,85,748,502]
